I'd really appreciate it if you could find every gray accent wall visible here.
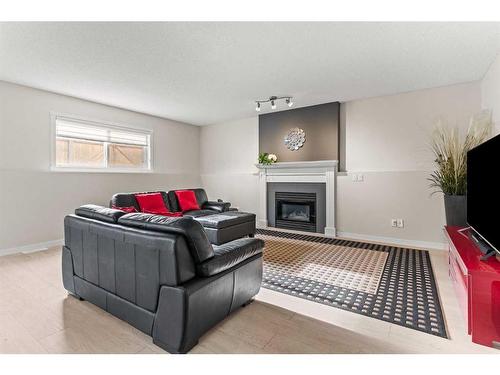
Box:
[259,102,340,162]
[267,182,326,233]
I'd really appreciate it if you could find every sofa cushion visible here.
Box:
[197,238,264,277]
[110,193,141,211]
[112,205,138,213]
[183,209,217,218]
[111,191,172,212]
[75,204,126,223]
[194,212,256,229]
[118,213,214,263]
[135,192,173,215]
[175,190,201,212]
[202,201,231,213]
[167,188,209,213]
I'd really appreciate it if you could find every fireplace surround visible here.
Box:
[256,160,337,237]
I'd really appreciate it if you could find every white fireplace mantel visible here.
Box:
[255,160,338,237]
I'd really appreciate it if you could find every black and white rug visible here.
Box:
[256,229,448,338]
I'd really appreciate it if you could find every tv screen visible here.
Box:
[467,133,500,254]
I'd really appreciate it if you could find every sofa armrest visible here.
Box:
[202,201,231,213]
[196,238,264,277]
[117,213,215,263]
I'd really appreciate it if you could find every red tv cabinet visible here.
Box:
[445,226,500,348]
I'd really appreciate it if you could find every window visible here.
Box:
[52,114,152,172]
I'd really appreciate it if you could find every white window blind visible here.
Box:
[53,115,152,171]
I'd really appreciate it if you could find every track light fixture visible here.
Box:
[255,96,294,112]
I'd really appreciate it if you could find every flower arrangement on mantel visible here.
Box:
[258,152,278,165]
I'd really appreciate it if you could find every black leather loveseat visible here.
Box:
[62,204,264,353]
[111,189,256,245]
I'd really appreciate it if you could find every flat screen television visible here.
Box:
[467,133,500,255]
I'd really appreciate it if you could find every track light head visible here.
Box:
[254,96,293,111]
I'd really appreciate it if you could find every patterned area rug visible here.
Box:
[257,229,448,338]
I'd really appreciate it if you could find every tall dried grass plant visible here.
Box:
[429,112,492,196]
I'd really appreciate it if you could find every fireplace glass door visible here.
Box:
[280,202,311,222]
[275,192,316,232]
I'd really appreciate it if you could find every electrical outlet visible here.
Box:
[397,219,404,228]
[357,174,364,182]
[391,219,398,227]
[352,174,357,182]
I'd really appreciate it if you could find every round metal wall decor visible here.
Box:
[284,127,306,151]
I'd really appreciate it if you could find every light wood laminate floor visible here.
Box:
[0,245,497,354]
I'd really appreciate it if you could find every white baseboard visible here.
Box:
[324,226,337,238]
[257,219,268,228]
[0,239,64,257]
[336,231,446,251]
[261,226,445,251]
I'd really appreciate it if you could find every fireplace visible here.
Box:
[257,160,337,236]
[275,192,316,232]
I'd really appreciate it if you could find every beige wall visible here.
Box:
[200,82,482,248]
[0,81,201,252]
[1,77,492,252]
[481,53,500,134]
[344,82,481,172]
[200,117,259,213]
[338,82,481,246]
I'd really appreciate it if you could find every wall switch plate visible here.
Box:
[397,219,404,228]
[351,174,364,182]
[391,219,398,227]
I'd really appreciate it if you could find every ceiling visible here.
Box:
[1,22,499,125]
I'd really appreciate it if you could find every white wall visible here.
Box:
[200,82,482,247]
[0,81,201,253]
[481,53,500,134]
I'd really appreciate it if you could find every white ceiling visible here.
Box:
[1,22,499,125]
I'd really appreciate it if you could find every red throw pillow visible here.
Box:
[175,190,200,212]
[134,193,171,215]
[112,205,137,213]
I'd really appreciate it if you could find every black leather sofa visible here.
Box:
[111,188,230,217]
[62,204,264,353]
[110,189,256,245]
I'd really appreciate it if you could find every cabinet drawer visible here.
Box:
[449,248,470,333]
[449,240,468,276]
